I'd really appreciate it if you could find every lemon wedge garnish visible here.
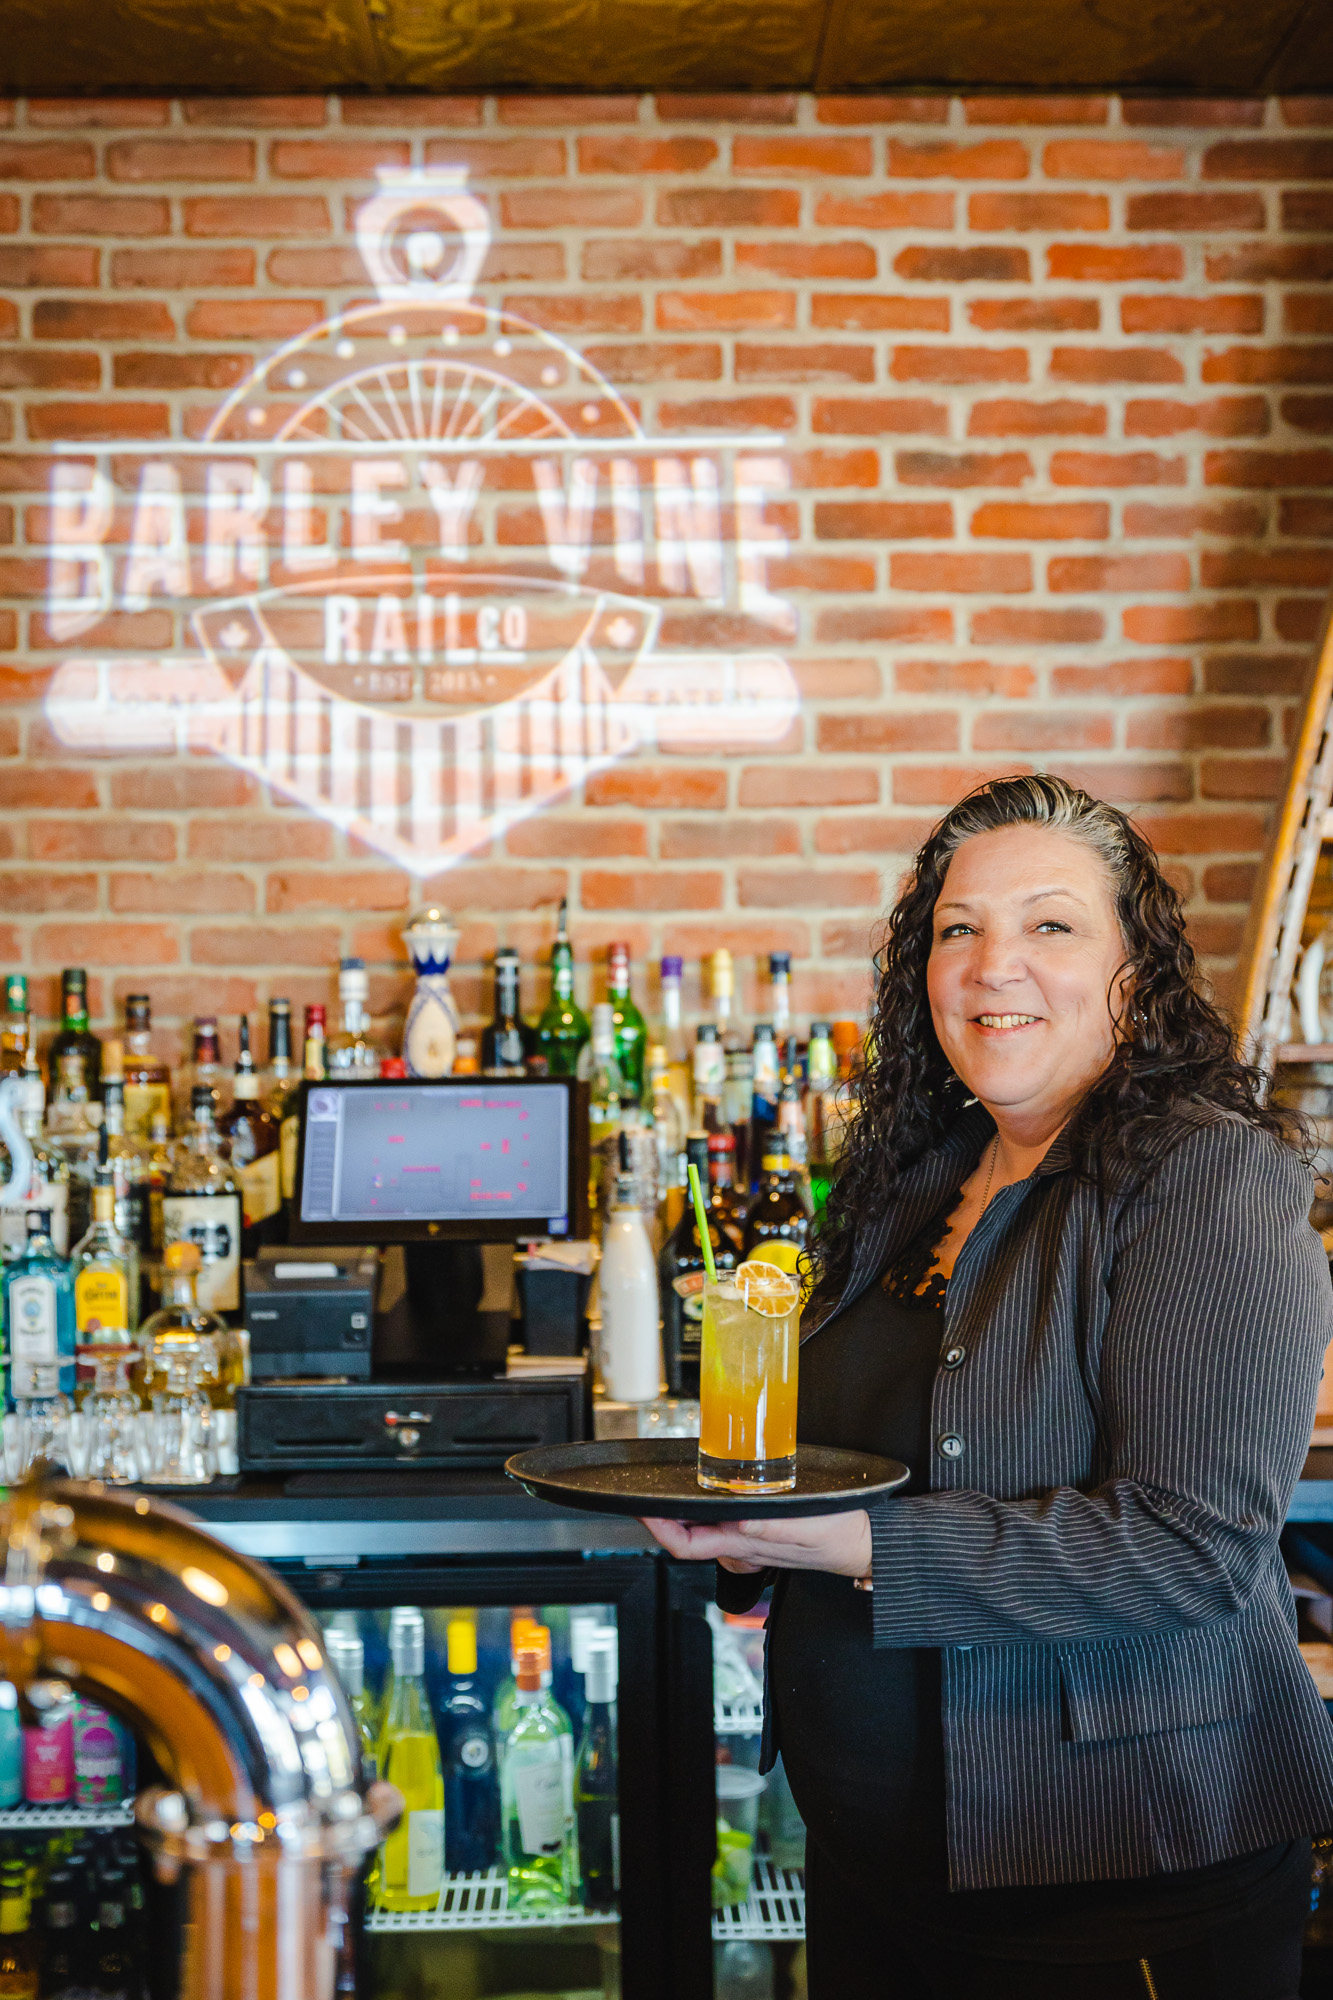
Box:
[734,1260,801,1318]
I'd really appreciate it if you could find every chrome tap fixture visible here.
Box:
[0,1475,397,2000]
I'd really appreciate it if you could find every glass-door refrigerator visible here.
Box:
[275,1549,665,2000]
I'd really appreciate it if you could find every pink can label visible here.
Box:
[23,1713,73,1803]
[73,1701,122,1805]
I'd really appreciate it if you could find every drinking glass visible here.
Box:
[81,1347,143,1485]
[697,1263,800,1493]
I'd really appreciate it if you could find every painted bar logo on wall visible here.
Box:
[42,170,800,878]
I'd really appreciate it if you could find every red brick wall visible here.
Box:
[1,89,1331,1057]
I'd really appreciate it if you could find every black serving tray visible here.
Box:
[505,1438,909,1523]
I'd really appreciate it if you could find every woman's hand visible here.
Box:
[640,1507,872,1580]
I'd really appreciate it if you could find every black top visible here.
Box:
[768,1228,1307,1962]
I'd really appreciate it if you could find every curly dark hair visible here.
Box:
[813,773,1299,1304]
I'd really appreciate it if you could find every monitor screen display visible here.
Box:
[291,1077,584,1242]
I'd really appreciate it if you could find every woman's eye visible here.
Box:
[1034,920,1072,934]
[938,922,975,940]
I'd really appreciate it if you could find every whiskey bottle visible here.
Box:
[163,1086,243,1317]
[120,994,172,1141]
[303,1003,328,1082]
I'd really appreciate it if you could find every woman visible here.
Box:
[648,776,1333,1998]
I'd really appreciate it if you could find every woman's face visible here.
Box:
[926,823,1129,1140]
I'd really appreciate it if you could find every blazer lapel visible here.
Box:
[803,1101,994,1341]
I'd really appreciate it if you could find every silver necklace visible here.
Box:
[980,1135,998,1209]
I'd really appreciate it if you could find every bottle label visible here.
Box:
[123,1080,170,1142]
[238,1150,281,1229]
[406,1809,444,1898]
[74,1267,129,1339]
[23,1713,72,1802]
[279,1114,300,1202]
[1,1183,68,1263]
[514,1754,566,1856]
[162,1194,240,1313]
[7,1275,57,1364]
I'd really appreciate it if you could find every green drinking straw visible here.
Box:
[687,1161,718,1283]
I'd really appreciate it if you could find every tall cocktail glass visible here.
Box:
[697,1261,800,1493]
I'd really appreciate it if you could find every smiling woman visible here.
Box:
[644,775,1333,2000]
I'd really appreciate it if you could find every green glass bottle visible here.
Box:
[606,943,646,1105]
[535,901,590,1078]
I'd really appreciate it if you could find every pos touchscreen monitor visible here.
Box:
[288,1074,591,1246]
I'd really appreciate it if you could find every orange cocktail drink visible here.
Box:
[697,1261,800,1493]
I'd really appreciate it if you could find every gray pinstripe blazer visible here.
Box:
[763,1100,1333,1892]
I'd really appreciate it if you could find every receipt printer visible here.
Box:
[244,1245,379,1382]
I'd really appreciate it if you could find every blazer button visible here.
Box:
[942,1345,966,1370]
[937,1433,965,1460]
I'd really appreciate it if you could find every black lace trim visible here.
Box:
[879,1186,963,1309]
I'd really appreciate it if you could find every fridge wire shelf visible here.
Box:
[712,1862,806,1944]
[0,1801,134,1831]
[365,1870,616,1933]
[714,1698,764,1737]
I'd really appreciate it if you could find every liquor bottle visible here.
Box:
[0,1054,69,1263]
[583,1004,624,1235]
[326,1631,378,1780]
[0,980,25,1077]
[708,949,738,1049]
[598,1133,661,1404]
[47,970,101,1104]
[37,1869,83,2000]
[660,1132,743,1397]
[137,1240,237,1454]
[805,1020,837,1208]
[100,1078,148,1273]
[575,1633,619,1913]
[440,1617,500,1874]
[491,1611,541,1742]
[262,998,296,1114]
[747,1023,780,1196]
[375,1609,445,1913]
[534,900,590,1078]
[741,1137,812,1275]
[175,1018,230,1127]
[71,1139,136,1355]
[0,1858,36,2000]
[709,1130,747,1239]
[768,952,793,1041]
[327,960,384,1080]
[219,1017,282,1258]
[303,1003,328,1082]
[4,1211,77,1454]
[501,1640,577,1912]
[691,1023,725,1133]
[120,995,171,1142]
[141,1110,173,1272]
[646,1043,687,1239]
[481,950,528,1077]
[263,999,302,1218]
[0,1688,20,1811]
[162,1086,242,1317]
[606,944,646,1105]
[777,1035,809,1169]
[657,955,691,1077]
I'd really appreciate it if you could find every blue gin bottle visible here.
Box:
[3,1208,76,1460]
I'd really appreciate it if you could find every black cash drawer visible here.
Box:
[238,1377,588,1471]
